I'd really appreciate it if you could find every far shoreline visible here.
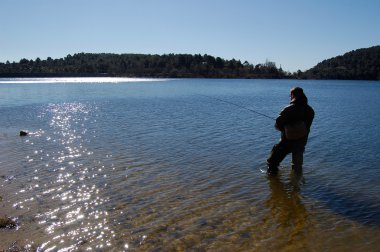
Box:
[0,77,379,84]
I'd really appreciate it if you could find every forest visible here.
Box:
[0,46,379,80]
[302,46,380,80]
[0,53,290,79]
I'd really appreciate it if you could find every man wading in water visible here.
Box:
[267,87,315,175]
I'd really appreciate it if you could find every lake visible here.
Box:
[0,78,380,251]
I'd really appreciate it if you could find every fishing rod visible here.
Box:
[199,94,276,121]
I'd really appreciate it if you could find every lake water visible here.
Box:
[0,78,379,251]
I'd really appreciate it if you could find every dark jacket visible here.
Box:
[275,96,315,140]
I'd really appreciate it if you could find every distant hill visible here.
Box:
[0,53,289,79]
[303,46,380,80]
[2,48,379,80]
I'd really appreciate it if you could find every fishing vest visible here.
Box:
[284,121,308,140]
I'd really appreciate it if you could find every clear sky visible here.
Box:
[1,0,379,72]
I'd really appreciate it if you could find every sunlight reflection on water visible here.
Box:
[0,77,169,84]
[19,102,116,251]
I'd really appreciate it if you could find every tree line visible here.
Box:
[1,46,379,80]
[0,53,292,79]
[302,46,380,80]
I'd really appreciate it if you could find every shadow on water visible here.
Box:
[301,175,380,227]
[264,172,309,244]
[266,170,380,228]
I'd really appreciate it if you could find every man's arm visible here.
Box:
[274,107,289,131]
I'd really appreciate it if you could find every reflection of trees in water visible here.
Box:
[262,172,310,250]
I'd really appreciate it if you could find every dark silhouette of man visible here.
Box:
[267,87,314,175]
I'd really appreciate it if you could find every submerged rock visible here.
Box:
[0,216,17,229]
[19,130,28,136]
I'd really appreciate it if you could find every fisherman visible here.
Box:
[267,87,315,175]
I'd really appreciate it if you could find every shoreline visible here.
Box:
[0,77,379,84]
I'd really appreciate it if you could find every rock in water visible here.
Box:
[19,130,28,136]
[0,216,17,229]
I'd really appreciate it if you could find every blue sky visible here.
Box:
[1,0,379,72]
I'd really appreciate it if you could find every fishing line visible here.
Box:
[199,94,276,121]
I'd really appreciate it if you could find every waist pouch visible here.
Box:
[284,121,307,140]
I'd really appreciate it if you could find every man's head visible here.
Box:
[290,87,307,103]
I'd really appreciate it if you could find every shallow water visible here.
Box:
[0,78,379,251]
